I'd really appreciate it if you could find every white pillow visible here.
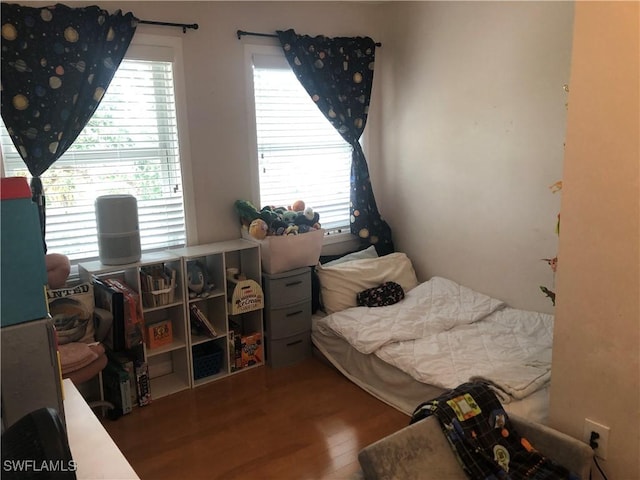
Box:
[316,252,419,315]
[322,245,378,267]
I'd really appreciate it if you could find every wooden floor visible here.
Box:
[102,357,409,479]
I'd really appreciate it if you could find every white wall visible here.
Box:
[377,1,574,313]
[549,2,640,477]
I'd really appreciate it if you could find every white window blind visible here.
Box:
[1,58,186,262]
[252,54,352,231]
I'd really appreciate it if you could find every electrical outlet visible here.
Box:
[583,418,610,460]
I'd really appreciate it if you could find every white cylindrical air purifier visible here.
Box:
[95,194,141,265]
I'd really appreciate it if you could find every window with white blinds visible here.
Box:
[1,56,186,262]
[251,52,352,232]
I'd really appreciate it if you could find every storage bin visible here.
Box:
[266,332,311,368]
[241,227,324,274]
[192,342,223,379]
[1,177,49,326]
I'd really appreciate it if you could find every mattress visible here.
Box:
[311,312,550,425]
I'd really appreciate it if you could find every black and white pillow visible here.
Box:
[356,281,405,308]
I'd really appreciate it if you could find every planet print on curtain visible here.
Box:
[0,2,137,249]
[276,28,394,256]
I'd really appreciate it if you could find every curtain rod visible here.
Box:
[138,19,199,33]
[236,29,381,47]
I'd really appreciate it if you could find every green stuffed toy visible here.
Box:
[234,200,260,227]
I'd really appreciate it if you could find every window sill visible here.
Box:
[321,230,360,256]
[323,230,356,245]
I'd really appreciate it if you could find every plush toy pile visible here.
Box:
[234,199,321,240]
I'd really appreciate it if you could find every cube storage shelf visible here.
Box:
[79,251,190,401]
[78,239,264,400]
[172,239,264,388]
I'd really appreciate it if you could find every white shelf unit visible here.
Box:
[78,251,191,400]
[172,239,264,388]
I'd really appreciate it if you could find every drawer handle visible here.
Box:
[286,310,303,317]
[286,339,303,347]
[285,280,302,287]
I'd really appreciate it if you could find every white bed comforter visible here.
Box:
[315,277,554,403]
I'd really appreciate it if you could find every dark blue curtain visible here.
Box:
[276,28,394,256]
[1,2,137,249]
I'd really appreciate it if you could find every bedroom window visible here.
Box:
[0,35,192,263]
[249,48,353,233]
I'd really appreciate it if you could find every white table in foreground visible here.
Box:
[63,379,140,480]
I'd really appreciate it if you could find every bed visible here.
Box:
[311,248,553,425]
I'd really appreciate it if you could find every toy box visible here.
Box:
[241,227,324,274]
[146,319,173,349]
[241,332,263,368]
[228,278,264,315]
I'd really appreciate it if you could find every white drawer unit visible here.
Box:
[262,267,312,367]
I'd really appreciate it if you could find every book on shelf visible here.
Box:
[189,303,217,337]
[228,329,243,372]
[92,277,126,352]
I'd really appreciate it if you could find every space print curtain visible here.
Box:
[0,2,137,249]
[276,29,394,256]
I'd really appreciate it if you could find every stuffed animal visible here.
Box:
[282,210,297,224]
[270,219,288,235]
[235,199,320,237]
[290,200,305,212]
[294,207,320,227]
[187,260,214,298]
[249,218,268,240]
[285,224,299,235]
[258,206,280,227]
[234,200,260,227]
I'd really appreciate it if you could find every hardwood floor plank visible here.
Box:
[102,357,409,479]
